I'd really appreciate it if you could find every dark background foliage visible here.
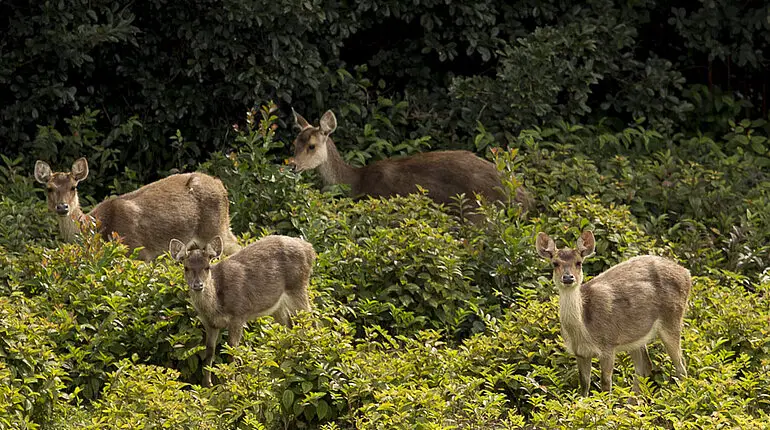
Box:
[2,0,769,185]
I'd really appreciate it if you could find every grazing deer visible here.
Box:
[34,157,240,261]
[535,230,691,396]
[169,235,315,387]
[290,109,531,220]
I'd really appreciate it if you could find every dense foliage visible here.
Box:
[2,0,769,185]
[2,0,770,427]
[1,102,769,427]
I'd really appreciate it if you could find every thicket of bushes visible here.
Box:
[1,102,769,427]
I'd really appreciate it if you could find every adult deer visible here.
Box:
[290,109,531,220]
[535,230,691,396]
[34,157,240,261]
[169,235,315,387]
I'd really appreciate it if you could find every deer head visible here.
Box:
[536,231,596,288]
[34,157,89,217]
[289,109,337,172]
[169,236,224,292]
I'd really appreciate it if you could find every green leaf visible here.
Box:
[282,389,295,410]
[316,399,330,420]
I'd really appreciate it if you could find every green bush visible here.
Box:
[4,236,204,399]
[0,296,66,429]
[57,361,218,429]
[303,194,480,336]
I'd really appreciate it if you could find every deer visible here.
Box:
[290,109,532,221]
[34,157,240,261]
[169,235,315,387]
[535,230,691,396]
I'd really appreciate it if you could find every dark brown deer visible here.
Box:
[535,230,691,396]
[34,157,240,261]
[169,235,315,387]
[290,109,531,220]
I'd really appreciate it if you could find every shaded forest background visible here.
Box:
[2,0,769,180]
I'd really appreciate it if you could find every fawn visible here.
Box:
[169,235,315,387]
[536,230,691,395]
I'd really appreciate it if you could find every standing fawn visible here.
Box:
[535,230,691,396]
[291,109,532,220]
[169,235,315,387]
[34,157,240,261]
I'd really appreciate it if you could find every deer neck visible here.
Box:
[190,275,223,324]
[558,284,594,355]
[58,206,86,242]
[316,139,360,190]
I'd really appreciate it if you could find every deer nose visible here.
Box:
[192,280,204,291]
[287,157,298,171]
[561,274,575,285]
[55,203,70,215]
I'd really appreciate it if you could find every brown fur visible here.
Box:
[169,235,315,387]
[536,230,691,396]
[291,110,532,220]
[34,157,240,261]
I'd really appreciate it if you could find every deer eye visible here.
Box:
[552,262,559,268]
[576,261,582,268]
[70,186,76,191]
[47,187,54,193]
[204,266,210,271]
[308,144,315,150]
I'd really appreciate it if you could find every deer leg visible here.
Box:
[202,326,220,387]
[629,346,653,392]
[598,353,616,393]
[660,328,687,379]
[576,356,592,396]
[227,324,244,348]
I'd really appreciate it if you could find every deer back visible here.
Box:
[579,255,691,350]
[92,172,233,259]
[209,235,315,319]
[354,150,505,205]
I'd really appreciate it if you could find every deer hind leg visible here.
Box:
[599,353,616,392]
[629,345,653,392]
[659,327,687,379]
[576,356,592,396]
[202,326,221,387]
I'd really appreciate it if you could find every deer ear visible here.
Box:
[169,239,188,261]
[71,157,89,182]
[319,110,337,135]
[34,160,52,184]
[207,236,224,259]
[293,108,311,130]
[535,232,556,259]
[577,230,596,259]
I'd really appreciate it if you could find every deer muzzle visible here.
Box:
[55,203,70,216]
[561,274,575,285]
[192,280,204,291]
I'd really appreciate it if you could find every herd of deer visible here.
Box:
[32,109,692,393]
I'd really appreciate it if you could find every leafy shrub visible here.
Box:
[304,195,479,336]
[0,296,66,428]
[207,314,355,429]
[57,361,218,429]
[4,236,204,400]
